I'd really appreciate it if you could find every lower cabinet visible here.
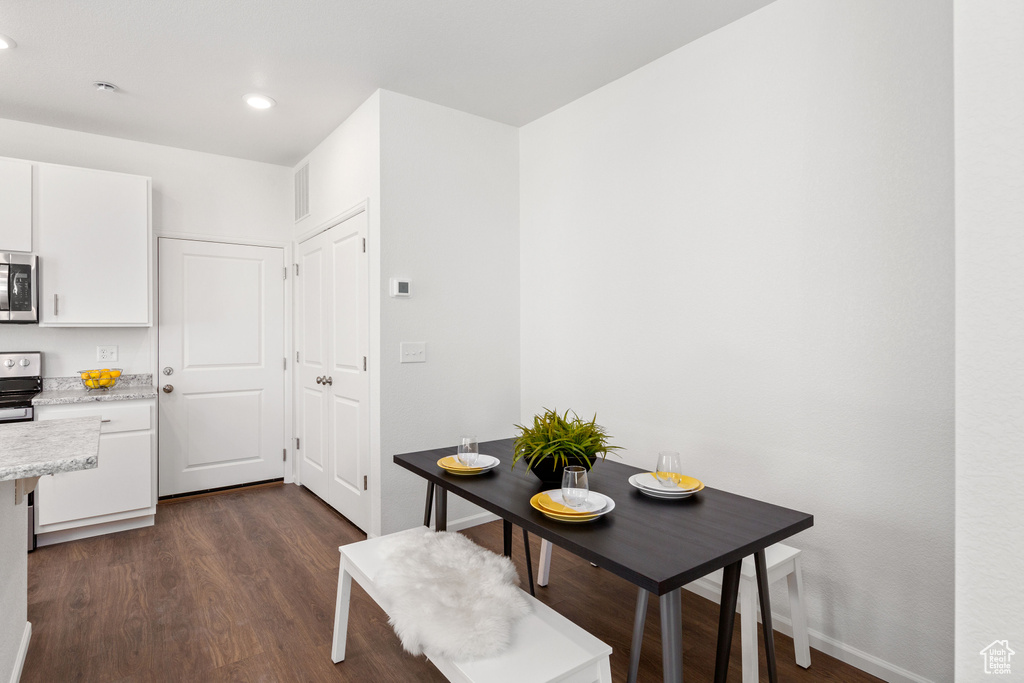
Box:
[35,399,156,545]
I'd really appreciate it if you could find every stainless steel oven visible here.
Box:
[0,253,38,323]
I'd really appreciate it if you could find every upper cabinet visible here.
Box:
[0,157,33,252]
[36,164,152,327]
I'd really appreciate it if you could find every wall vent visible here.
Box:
[294,163,310,222]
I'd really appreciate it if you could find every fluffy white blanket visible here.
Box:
[375,529,532,661]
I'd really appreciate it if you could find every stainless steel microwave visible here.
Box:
[0,253,38,323]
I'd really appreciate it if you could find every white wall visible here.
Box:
[0,483,27,683]
[0,118,292,377]
[291,92,383,533]
[292,92,381,237]
[519,1,953,681]
[954,1,1024,679]
[378,90,520,534]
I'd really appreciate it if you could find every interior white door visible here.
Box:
[297,210,370,530]
[159,238,286,496]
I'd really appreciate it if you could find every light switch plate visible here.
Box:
[97,345,118,362]
[400,342,426,363]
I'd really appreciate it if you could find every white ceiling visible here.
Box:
[0,0,774,167]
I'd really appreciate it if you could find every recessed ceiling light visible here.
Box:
[93,81,118,92]
[0,34,16,49]
[244,93,276,110]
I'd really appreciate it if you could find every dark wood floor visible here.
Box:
[24,484,880,682]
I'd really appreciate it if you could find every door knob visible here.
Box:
[315,376,323,385]
[162,384,174,393]
[325,376,333,386]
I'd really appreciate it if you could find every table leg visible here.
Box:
[714,559,742,682]
[627,587,649,683]
[423,482,434,527]
[434,487,447,531]
[503,519,512,557]
[660,588,683,683]
[754,550,778,683]
[522,528,535,596]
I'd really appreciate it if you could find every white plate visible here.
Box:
[533,491,615,523]
[439,454,500,474]
[537,489,608,515]
[628,473,703,498]
[634,472,702,492]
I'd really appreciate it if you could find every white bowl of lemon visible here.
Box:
[78,368,123,390]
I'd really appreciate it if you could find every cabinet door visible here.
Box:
[36,431,153,526]
[0,158,32,252]
[37,163,151,326]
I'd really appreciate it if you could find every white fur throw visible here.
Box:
[375,529,532,661]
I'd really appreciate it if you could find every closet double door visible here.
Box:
[296,210,370,531]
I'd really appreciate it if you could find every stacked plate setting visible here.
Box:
[436,454,500,475]
[628,472,705,499]
[529,490,615,523]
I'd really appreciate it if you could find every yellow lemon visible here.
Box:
[89,370,101,379]
[110,370,122,378]
[80,372,89,379]
[85,379,99,389]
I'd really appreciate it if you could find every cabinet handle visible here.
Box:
[53,294,59,316]
[101,419,111,423]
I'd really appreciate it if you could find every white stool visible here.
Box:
[536,539,811,683]
[691,543,811,682]
[334,530,613,683]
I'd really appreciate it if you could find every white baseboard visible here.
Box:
[36,515,154,547]
[9,621,30,683]
[684,578,934,683]
[434,511,499,532]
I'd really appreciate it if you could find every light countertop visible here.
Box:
[32,373,157,405]
[0,416,101,481]
[32,384,158,406]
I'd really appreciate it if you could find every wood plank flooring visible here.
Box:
[24,484,880,682]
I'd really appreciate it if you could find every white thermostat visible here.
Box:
[390,278,411,298]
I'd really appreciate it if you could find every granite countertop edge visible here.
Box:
[0,416,102,481]
[1,452,99,481]
[33,374,157,405]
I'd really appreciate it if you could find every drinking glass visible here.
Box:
[561,466,589,508]
[456,436,479,467]
[656,451,682,487]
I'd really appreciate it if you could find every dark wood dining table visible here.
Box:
[394,438,813,683]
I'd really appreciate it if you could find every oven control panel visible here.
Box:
[0,352,41,378]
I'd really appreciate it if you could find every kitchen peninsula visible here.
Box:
[0,416,101,683]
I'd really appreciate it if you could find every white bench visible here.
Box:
[332,530,613,683]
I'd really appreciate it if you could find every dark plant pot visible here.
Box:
[529,459,593,488]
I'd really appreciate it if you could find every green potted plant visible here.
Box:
[512,408,622,486]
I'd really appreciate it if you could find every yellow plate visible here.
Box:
[534,492,599,516]
[646,472,703,491]
[437,456,482,473]
[529,493,598,521]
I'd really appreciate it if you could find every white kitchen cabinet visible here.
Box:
[35,399,156,545]
[0,157,33,252]
[36,163,152,326]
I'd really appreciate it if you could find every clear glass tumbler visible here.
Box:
[656,451,682,487]
[561,465,589,508]
[456,436,479,467]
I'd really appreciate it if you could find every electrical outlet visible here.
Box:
[97,345,118,362]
